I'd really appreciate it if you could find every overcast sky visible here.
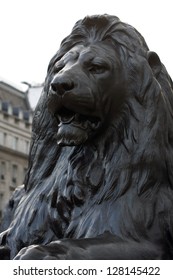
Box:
[0,0,172,87]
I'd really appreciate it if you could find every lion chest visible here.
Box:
[64,200,123,238]
[52,152,117,238]
[53,148,127,238]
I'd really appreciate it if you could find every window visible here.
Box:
[3,132,7,146]
[0,193,4,205]
[2,101,8,112]
[23,167,28,182]
[0,132,3,145]
[25,140,30,154]
[0,161,6,180]
[12,164,18,185]
[23,111,30,122]
[12,136,18,150]
[25,123,30,129]
[0,193,4,218]
[13,107,20,117]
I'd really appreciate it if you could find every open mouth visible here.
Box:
[55,107,101,130]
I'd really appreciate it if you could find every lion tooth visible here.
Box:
[74,113,80,121]
[60,115,75,124]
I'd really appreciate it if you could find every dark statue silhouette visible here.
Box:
[1,14,173,260]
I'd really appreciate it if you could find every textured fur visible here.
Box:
[1,14,173,259]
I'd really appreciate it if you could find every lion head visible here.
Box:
[1,14,173,259]
[45,15,148,147]
[47,41,127,146]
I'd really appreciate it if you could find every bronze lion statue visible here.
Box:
[1,14,173,260]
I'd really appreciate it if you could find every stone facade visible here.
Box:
[0,78,32,218]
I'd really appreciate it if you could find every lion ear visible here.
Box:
[147,51,162,77]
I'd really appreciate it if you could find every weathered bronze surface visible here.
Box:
[1,14,173,259]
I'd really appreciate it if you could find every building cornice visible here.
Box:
[0,145,29,159]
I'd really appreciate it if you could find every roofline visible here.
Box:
[0,76,27,93]
[0,78,32,111]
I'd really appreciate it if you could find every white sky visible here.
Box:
[0,0,173,86]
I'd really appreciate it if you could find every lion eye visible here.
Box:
[54,61,65,72]
[88,64,107,74]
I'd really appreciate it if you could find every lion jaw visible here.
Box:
[56,110,101,146]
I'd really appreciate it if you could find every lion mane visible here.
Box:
[1,14,173,259]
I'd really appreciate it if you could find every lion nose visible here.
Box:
[50,76,74,95]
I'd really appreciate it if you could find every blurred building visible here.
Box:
[0,77,33,218]
[27,82,43,109]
